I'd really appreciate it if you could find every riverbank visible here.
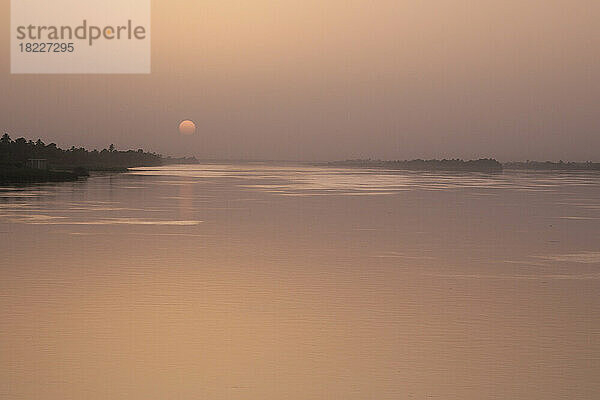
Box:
[0,165,88,184]
[504,161,600,171]
[0,134,199,185]
[325,158,504,172]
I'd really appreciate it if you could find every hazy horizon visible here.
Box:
[2,1,599,161]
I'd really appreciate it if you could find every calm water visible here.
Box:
[1,164,599,399]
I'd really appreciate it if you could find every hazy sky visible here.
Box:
[1,0,599,161]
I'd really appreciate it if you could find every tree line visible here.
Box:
[327,158,503,172]
[0,133,163,169]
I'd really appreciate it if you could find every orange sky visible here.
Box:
[1,0,599,160]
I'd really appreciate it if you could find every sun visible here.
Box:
[179,120,196,135]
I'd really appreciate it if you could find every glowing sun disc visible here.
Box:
[179,120,196,135]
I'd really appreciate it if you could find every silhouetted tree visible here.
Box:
[0,133,163,169]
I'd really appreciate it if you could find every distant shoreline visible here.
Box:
[0,134,198,185]
[3,134,600,185]
[323,159,600,173]
[503,161,600,171]
[324,159,503,172]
